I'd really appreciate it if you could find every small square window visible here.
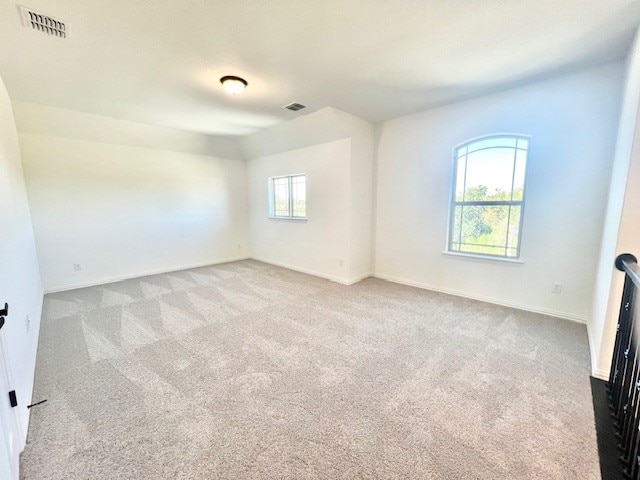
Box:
[269,174,306,220]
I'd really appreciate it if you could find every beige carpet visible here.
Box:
[21,260,599,479]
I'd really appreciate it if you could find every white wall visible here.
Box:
[374,63,624,322]
[592,27,640,378]
[247,139,352,282]
[240,107,348,160]
[0,75,43,477]
[13,101,243,160]
[244,107,375,284]
[333,110,376,281]
[20,133,249,291]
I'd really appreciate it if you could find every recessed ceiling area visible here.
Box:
[0,0,639,136]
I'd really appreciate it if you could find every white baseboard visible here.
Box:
[592,368,609,381]
[43,256,251,293]
[373,272,588,324]
[251,257,370,286]
[43,256,587,327]
[345,272,372,285]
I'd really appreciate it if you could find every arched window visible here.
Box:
[447,135,530,259]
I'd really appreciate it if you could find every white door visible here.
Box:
[0,323,20,480]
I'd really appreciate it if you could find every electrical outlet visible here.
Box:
[339,258,344,267]
[552,283,562,294]
[25,315,30,333]
[73,263,81,271]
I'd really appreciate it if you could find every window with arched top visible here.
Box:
[447,135,530,259]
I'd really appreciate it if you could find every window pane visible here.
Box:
[505,206,522,257]
[464,148,515,201]
[273,177,290,217]
[458,205,509,256]
[291,175,306,218]
[512,149,527,201]
[450,205,463,248]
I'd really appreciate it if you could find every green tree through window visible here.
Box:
[448,135,529,259]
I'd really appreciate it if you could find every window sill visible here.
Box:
[268,217,307,222]
[442,251,524,264]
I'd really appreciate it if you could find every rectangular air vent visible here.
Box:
[19,5,67,38]
[283,103,306,112]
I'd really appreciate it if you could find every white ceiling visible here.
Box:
[1,0,639,136]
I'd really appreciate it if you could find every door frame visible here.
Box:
[0,330,22,480]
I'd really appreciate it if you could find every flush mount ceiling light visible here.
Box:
[220,75,248,95]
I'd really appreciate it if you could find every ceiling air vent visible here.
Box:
[19,5,67,38]
[283,103,306,112]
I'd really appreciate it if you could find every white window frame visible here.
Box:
[445,133,531,262]
[268,174,307,221]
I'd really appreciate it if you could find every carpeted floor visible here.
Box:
[21,260,599,479]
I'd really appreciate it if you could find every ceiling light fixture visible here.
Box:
[220,75,248,95]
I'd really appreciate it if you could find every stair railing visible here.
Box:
[608,253,640,478]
